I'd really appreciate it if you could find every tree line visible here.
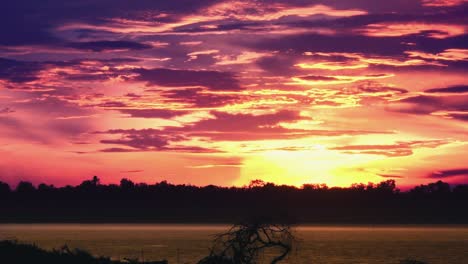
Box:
[1,177,467,223]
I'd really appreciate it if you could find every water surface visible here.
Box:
[1,224,467,264]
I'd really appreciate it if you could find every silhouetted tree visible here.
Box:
[16,181,35,193]
[248,179,267,188]
[79,176,101,190]
[120,178,135,190]
[428,180,450,194]
[1,178,468,223]
[376,180,398,194]
[198,222,295,264]
[411,180,451,196]
[0,181,10,195]
[454,184,468,194]
[38,183,55,192]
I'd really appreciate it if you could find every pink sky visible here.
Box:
[1,0,467,187]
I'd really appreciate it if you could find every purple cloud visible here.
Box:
[67,41,153,52]
[134,68,242,91]
[429,168,468,178]
[425,85,468,93]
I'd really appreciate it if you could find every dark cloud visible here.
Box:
[425,85,468,94]
[119,109,188,118]
[161,88,240,107]
[1,0,221,46]
[98,128,220,153]
[0,58,44,83]
[100,129,185,152]
[353,84,408,94]
[429,168,468,178]
[134,68,242,91]
[67,41,153,52]
[389,95,468,117]
[14,97,90,117]
[94,101,129,108]
[121,170,144,173]
[0,57,128,85]
[248,34,409,56]
[101,134,169,150]
[378,174,405,179]
[183,110,306,132]
[450,113,468,121]
[100,147,138,153]
[247,33,468,57]
[298,75,340,81]
[256,54,299,75]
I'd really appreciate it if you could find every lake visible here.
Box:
[0,224,467,264]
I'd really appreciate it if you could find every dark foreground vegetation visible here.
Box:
[0,240,168,264]
[1,177,468,223]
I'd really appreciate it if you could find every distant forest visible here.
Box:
[1,177,468,224]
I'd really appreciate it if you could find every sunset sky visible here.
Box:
[1,0,467,188]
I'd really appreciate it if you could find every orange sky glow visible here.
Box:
[1,0,467,188]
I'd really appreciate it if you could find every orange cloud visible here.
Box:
[406,49,468,61]
[205,2,367,21]
[421,0,467,6]
[357,23,466,39]
[214,51,273,65]
[291,73,394,86]
[330,140,449,157]
[298,52,445,71]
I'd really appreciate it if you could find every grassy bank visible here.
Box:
[0,240,168,264]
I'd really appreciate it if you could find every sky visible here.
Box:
[0,0,467,188]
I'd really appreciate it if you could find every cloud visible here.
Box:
[101,135,169,150]
[387,94,468,120]
[330,140,449,157]
[248,32,468,57]
[67,40,153,52]
[378,173,405,179]
[291,73,393,85]
[429,168,468,178]
[14,97,91,118]
[94,101,129,108]
[0,107,15,114]
[187,49,219,61]
[407,49,468,62]
[249,34,411,56]
[98,128,221,153]
[356,22,466,39]
[424,85,468,93]
[421,0,467,7]
[119,109,188,118]
[448,113,468,121]
[297,51,446,71]
[179,110,308,132]
[120,170,144,173]
[214,51,272,65]
[163,110,390,141]
[0,58,44,83]
[1,0,220,46]
[204,2,367,21]
[160,88,240,107]
[133,68,242,90]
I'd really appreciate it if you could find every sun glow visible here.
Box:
[238,148,383,187]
